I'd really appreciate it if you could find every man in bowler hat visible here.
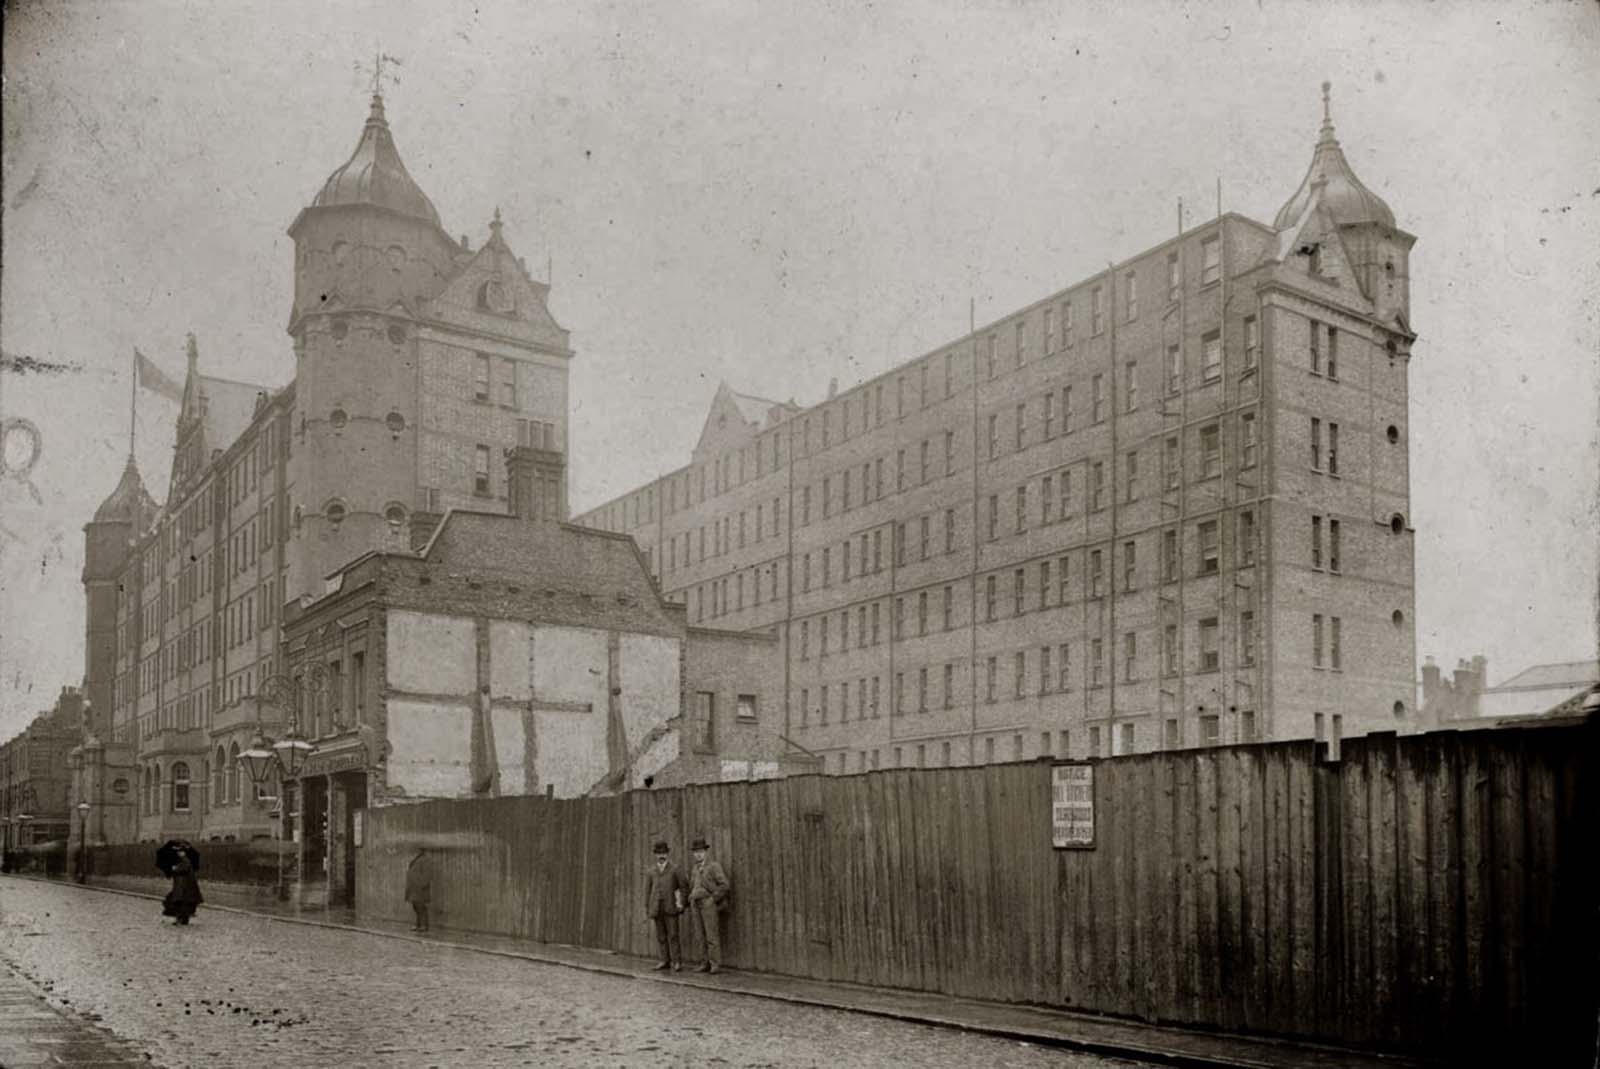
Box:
[644,840,688,970]
[687,835,730,973]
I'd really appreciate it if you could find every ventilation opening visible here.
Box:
[385,412,406,434]
[388,324,407,345]
[1391,609,1405,628]
[330,408,348,430]
[325,500,347,526]
[1393,700,1406,718]
[1386,425,1400,444]
[1390,514,1405,535]
[384,504,407,529]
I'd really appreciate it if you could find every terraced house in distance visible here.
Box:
[575,83,1419,772]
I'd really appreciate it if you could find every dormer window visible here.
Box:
[477,278,512,314]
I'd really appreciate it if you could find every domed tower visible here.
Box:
[1273,82,1414,330]
[284,90,574,600]
[285,92,462,598]
[82,455,156,740]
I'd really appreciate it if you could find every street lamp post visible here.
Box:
[75,802,90,884]
[239,725,315,902]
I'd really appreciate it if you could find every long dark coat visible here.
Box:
[404,853,432,905]
[162,856,203,918]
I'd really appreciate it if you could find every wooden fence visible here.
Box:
[357,720,1598,1063]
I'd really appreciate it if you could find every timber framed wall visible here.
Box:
[357,719,1598,1063]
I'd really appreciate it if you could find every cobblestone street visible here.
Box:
[0,878,1153,1068]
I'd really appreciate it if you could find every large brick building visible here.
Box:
[79,91,573,844]
[0,688,83,855]
[576,87,1419,771]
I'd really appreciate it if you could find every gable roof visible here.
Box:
[1491,661,1599,692]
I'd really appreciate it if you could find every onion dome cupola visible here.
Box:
[1273,82,1395,231]
[312,93,441,226]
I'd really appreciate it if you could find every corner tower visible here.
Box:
[284,92,573,600]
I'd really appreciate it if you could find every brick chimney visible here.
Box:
[1421,656,1442,705]
[506,445,567,523]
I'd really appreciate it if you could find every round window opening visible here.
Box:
[388,324,407,345]
[1392,609,1405,628]
[1393,700,1407,718]
[1386,425,1400,444]
[384,504,407,528]
[330,318,349,341]
[385,411,406,434]
[1390,513,1405,535]
[329,408,348,430]
[325,500,347,525]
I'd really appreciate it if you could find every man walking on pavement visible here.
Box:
[687,835,730,974]
[405,847,432,932]
[644,840,688,971]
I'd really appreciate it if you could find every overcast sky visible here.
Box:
[2,0,1596,736]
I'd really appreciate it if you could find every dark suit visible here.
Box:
[688,856,729,967]
[644,860,688,966]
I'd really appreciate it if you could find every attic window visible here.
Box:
[388,324,407,345]
[477,279,512,314]
[329,408,348,430]
[384,503,407,529]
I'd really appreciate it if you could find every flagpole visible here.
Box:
[129,348,137,459]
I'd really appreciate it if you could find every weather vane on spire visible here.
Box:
[356,49,403,99]
[1322,80,1332,124]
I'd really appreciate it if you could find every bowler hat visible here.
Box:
[690,836,709,851]
[651,840,669,854]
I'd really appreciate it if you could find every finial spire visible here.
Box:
[1322,80,1331,123]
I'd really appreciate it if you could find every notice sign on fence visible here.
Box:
[1051,762,1096,849]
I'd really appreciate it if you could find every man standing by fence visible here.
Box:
[405,848,432,933]
[643,840,687,971]
[687,836,730,974]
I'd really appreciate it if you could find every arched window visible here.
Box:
[171,762,191,812]
[213,748,226,808]
[227,742,240,804]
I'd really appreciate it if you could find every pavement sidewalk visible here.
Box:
[15,875,1423,1069]
[0,960,149,1066]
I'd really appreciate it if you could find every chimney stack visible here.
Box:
[1421,656,1441,704]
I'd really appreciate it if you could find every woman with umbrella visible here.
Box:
[156,839,203,925]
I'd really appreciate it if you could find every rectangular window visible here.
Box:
[1013,651,1026,698]
[987,335,998,379]
[1164,436,1180,491]
[1014,403,1027,451]
[1327,326,1339,380]
[1058,555,1070,603]
[1039,560,1051,610]
[1124,270,1139,321]
[1090,638,1104,687]
[1062,300,1074,346]
[1331,616,1343,669]
[1163,624,1179,676]
[1091,461,1105,511]
[1200,423,1221,478]
[1062,386,1073,433]
[944,430,955,475]
[1201,235,1220,285]
[918,591,928,635]
[1329,519,1341,573]
[1311,319,1323,373]
[473,354,491,400]
[920,440,930,484]
[1199,617,1219,671]
[986,656,997,703]
[1043,392,1055,440]
[1041,474,1054,524]
[1239,509,1256,567]
[1092,374,1106,423]
[1239,611,1257,667]
[944,663,954,708]
[988,494,999,541]
[1123,631,1137,682]
[1328,422,1340,475]
[918,667,928,711]
[1311,418,1323,470]
[1201,714,1221,746]
[1122,539,1136,592]
[1163,528,1178,582]
[943,585,953,631]
[1241,412,1258,468]
[945,352,954,397]
[1312,515,1323,569]
[945,508,956,553]
[1202,331,1222,382]
[1167,251,1181,302]
[1043,306,1055,353]
[919,515,930,560]
[1124,360,1138,412]
[1060,469,1072,519]
[1090,725,1102,756]
[1090,548,1104,598]
[893,597,904,639]
[1240,710,1257,741]
[1166,344,1181,395]
[1199,520,1220,575]
[1091,286,1104,335]
[498,358,516,407]
[1124,449,1139,502]
[1244,315,1260,369]
[822,477,832,518]
[1165,718,1180,748]
[1015,486,1027,533]
[1016,320,1028,366]
[1040,645,1053,693]
[474,445,491,494]
[1312,613,1324,668]
[985,574,997,621]
[1013,568,1026,615]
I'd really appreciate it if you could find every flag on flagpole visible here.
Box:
[134,347,183,403]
